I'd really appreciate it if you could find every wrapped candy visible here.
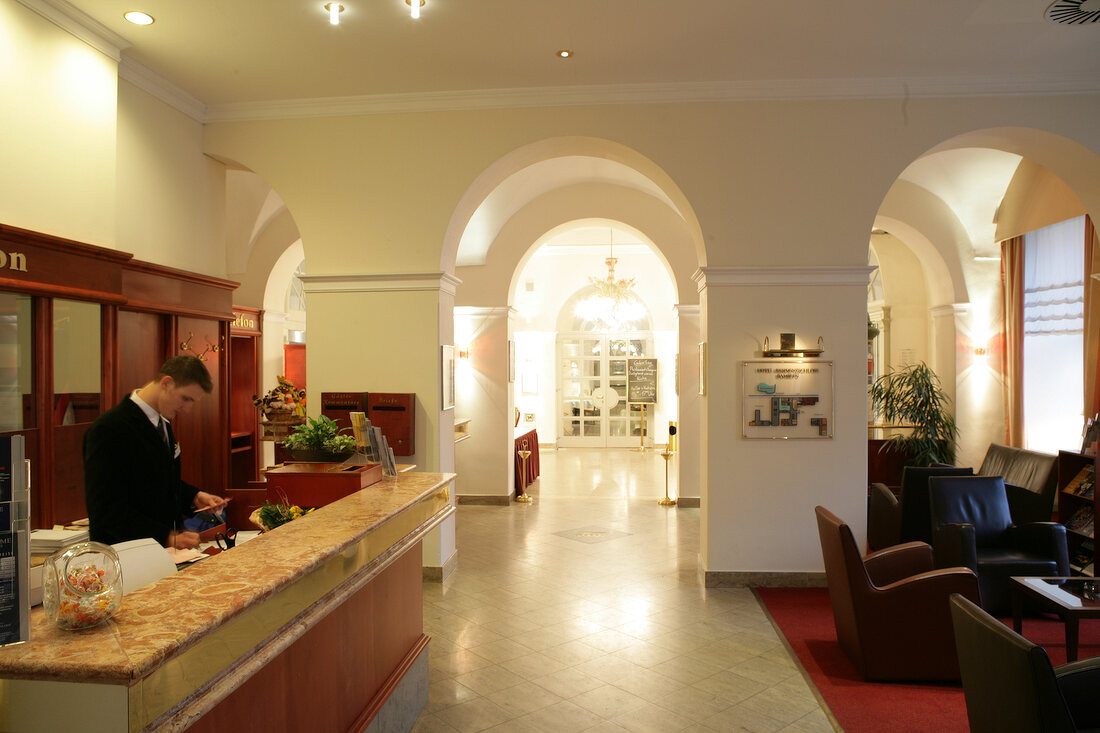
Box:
[42,542,123,630]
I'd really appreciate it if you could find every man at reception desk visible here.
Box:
[84,355,227,549]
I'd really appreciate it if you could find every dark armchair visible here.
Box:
[930,475,1070,614]
[868,465,974,550]
[950,593,1100,733]
[815,505,980,681]
[978,443,1058,524]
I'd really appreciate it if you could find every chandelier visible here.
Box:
[573,231,647,331]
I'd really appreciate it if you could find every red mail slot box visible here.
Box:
[367,392,415,456]
[264,462,383,508]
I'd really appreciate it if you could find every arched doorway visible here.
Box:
[512,223,676,450]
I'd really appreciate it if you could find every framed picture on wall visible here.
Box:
[742,359,833,439]
[441,345,455,410]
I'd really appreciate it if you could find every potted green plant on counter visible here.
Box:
[282,415,356,462]
[869,361,958,466]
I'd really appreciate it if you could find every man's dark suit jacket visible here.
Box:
[84,397,199,547]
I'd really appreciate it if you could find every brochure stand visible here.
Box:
[0,435,29,647]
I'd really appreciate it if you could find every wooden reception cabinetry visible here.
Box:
[0,223,242,529]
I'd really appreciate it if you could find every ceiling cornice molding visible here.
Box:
[694,266,875,291]
[119,56,207,122]
[454,306,515,318]
[17,0,127,61]
[300,271,463,296]
[203,74,1100,123]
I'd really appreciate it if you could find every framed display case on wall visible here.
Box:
[742,359,833,439]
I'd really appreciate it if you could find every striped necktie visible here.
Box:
[158,417,170,447]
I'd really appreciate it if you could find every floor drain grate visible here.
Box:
[554,526,632,544]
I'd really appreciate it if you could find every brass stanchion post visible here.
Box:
[516,447,533,503]
[658,449,676,506]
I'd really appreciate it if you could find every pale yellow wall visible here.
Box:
[873,235,929,366]
[453,308,511,499]
[115,80,226,274]
[7,3,1100,575]
[204,96,1100,575]
[0,2,117,245]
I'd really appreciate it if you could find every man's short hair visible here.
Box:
[159,356,213,394]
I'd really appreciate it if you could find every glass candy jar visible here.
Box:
[42,541,123,630]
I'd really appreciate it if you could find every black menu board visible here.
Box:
[627,358,658,404]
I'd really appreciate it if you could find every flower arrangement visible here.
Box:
[282,415,356,455]
[250,500,315,531]
[253,375,306,420]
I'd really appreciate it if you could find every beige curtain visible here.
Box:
[1085,216,1100,418]
[1000,236,1025,446]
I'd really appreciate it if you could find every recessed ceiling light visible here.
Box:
[123,11,155,25]
[557,49,574,59]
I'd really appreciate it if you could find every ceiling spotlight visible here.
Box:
[406,0,424,19]
[557,49,574,59]
[123,11,155,25]
[325,3,344,25]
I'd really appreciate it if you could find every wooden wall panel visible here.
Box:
[51,423,90,524]
[116,310,166,398]
[175,316,226,495]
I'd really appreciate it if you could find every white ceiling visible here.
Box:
[38,0,1100,112]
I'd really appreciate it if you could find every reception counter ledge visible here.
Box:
[0,471,456,733]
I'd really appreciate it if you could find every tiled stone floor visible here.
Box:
[412,448,837,733]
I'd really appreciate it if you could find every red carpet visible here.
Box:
[755,587,1100,733]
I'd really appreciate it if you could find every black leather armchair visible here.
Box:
[868,465,974,550]
[950,593,1100,733]
[930,476,1069,614]
[815,505,980,681]
[978,443,1059,524]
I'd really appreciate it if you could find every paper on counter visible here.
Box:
[166,547,207,564]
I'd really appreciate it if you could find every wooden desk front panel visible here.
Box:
[187,543,426,733]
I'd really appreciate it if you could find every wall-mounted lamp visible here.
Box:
[406,0,424,18]
[457,346,470,360]
[974,346,987,356]
[325,3,344,25]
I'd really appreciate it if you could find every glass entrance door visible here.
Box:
[558,334,652,447]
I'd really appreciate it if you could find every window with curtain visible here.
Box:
[1023,216,1086,454]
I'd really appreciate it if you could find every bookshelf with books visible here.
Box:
[1058,450,1098,576]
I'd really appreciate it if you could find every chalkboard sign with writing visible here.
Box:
[627,358,658,404]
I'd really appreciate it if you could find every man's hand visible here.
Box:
[169,530,201,549]
[194,491,228,513]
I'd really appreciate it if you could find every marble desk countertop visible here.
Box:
[0,471,455,686]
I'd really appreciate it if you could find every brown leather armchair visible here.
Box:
[950,593,1100,732]
[815,505,981,681]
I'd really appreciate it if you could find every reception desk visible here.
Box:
[0,472,456,733]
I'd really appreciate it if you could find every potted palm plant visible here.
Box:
[869,361,958,466]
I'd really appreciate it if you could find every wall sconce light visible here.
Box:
[325,3,344,25]
[974,346,987,356]
[457,346,470,360]
[406,0,424,18]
